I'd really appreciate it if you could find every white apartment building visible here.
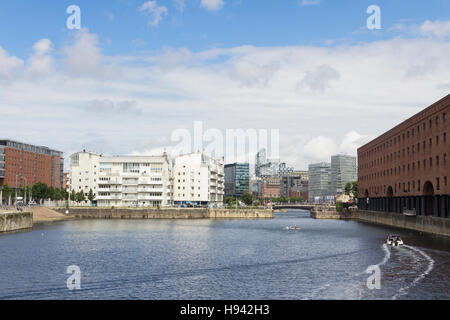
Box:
[69,151,224,207]
[97,155,172,207]
[172,153,224,207]
[69,151,101,204]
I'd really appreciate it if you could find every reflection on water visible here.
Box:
[0,210,448,300]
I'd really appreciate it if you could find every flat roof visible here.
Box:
[0,139,63,157]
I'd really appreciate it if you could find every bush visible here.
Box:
[336,201,343,213]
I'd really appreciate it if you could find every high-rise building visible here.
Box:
[0,140,63,194]
[358,94,449,217]
[224,163,250,198]
[331,154,357,195]
[172,152,224,207]
[308,162,333,202]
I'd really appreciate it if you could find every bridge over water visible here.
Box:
[272,204,315,211]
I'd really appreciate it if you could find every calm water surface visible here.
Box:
[0,210,449,300]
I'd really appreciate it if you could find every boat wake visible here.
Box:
[391,245,435,300]
[377,243,391,267]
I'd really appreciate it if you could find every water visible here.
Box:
[0,210,449,300]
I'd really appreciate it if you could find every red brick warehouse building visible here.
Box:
[357,95,449,218]
[0,140,64,192]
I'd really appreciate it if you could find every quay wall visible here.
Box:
[53,208,273,219]
[357,210,450,237]
[0,211,33,233]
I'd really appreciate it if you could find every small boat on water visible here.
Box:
[386,234,403,247]
[285,225,300,230]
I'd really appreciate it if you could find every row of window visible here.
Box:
[367,176,448,195]
[360,153,448,181]
[360,111,447,159]
[360,132,447,169]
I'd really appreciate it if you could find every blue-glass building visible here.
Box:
[224,163,250,198]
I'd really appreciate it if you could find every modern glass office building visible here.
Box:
[308,162,333,202]
[331,154,357,195]
[224,163,250,197]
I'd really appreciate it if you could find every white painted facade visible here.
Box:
[172,153,224,207]
[97,155,172,207]
[68,151,101,205]
[68,151,224,207]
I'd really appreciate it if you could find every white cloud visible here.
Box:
[139,1,168,27]
[303,136,338,162]
[26,39,54,76]
[420,20,450,38]
[0,46,23,83]
[391,19,450,39]
[200,0,224,11]
[229,60,279,87]
[62,29,103,76]
[298,64,340,93]
[339,131,370,155]
[85,99,143,115]
[2,34,450,170]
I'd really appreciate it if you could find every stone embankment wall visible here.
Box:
[0,211,33,233]
[357,210,450,237]
[53,208,273,219]
[310,206,355,220]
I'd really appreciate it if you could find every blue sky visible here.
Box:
[0,1,450,169]
[1,0,449,57]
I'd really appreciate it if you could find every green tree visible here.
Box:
[76,191,86,203]
[351,181,358,200]
[344,182,352,196]
[240,192,253,206]
[1,184,13,205]
[32,182,49,202]
[70,190,77,202]
[88,189,95,202]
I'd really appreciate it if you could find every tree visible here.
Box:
[1,184,13,205]
[88,189,95,202]
[351,181,358,200]
[240,192,253,206]
[70,190,77,202]
[32,182,49,202]
[344,182,352,196]
[76,191,86,203]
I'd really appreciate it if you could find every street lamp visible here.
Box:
[23,177,28,205]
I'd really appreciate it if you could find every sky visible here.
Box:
[0,0,450,171]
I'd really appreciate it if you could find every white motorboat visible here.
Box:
[386,234,403,247]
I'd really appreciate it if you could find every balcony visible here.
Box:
[138,188,163,193]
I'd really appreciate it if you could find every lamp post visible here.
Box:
[23,177,28,205]
[15,174,18,207]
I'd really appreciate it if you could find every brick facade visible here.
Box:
[0,140,63,189]
[357,95,449,218]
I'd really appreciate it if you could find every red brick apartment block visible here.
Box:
[357,95,449,217]
[0,140,63,190]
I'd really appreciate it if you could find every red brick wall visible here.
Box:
[3,146,62,188]
[358,95,450,198]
